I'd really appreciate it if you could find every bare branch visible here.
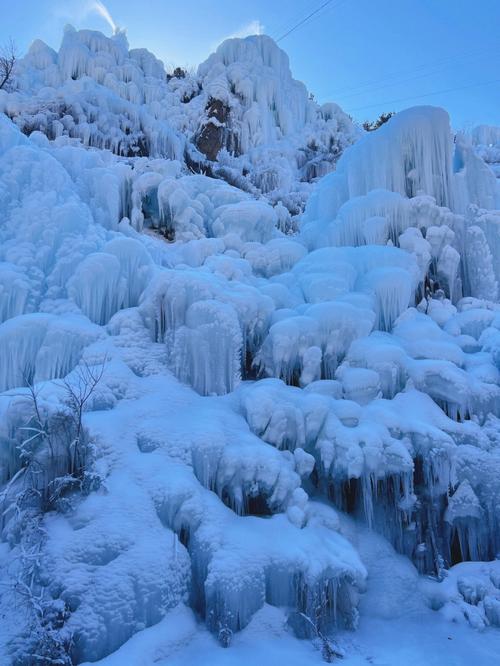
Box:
[0,38,17,91]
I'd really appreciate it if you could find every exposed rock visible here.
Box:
[195,97,231,161]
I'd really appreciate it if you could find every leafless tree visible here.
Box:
[61,359,106,476]
[0,38,17,91]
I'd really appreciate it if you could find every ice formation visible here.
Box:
[1,28,359,215]
[0,24,499,666]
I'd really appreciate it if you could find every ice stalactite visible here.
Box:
[463,225,498,301]
[445,480,486,563]
[361,267,413,331]
[189,416,314,517]
[67,252,127,324]
[472,209,500,286]
[256,301,375,385]
[453,133,499,212]
[172,300,242,395]
[0,262,31,324]
[140,269,274,393]
[0,313,104,392]
[103,237,153,307]
[163,490,366,641]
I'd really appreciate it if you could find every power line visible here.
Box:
[276,0,340,43]
[334,50,500,102]
[344,77,500,114]
[329,44,500,98]
[271,6,317,41]
[272,3,498,120]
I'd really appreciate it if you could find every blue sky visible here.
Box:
[2,0,499,128]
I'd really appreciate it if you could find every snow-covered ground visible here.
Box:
[82,514,500,666]
[0,26,500,666]
[86,523,500,666]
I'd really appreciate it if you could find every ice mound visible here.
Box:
[426,560,500,630]
[198,35,315,152]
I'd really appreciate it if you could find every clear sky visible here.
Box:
[1,0,499,128]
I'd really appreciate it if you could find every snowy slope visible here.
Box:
[0,26,500,666]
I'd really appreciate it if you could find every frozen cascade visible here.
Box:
[0,313,103,392]
[139,268,274,390]
[0,262,31,324]
[257,301,376,383]
[2,28,359,211]
[67,253,127,325]
[300,108,500,302]
[198,35,315,153]
[102,237,154,307]
[464,225,498,301]
[161,488,366,638]
[238,377,500,572]
[303,107,457,222]
[172,300,242,396]
[0,26,499,662]
[360,267,413,331]
[445,479,486,562]
[190,430,307,516]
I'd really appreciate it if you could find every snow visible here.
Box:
[81,524,500,666]
[0,23,499,666]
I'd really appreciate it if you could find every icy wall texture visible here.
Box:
[0,27,360,215]
[0,27,500,665]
